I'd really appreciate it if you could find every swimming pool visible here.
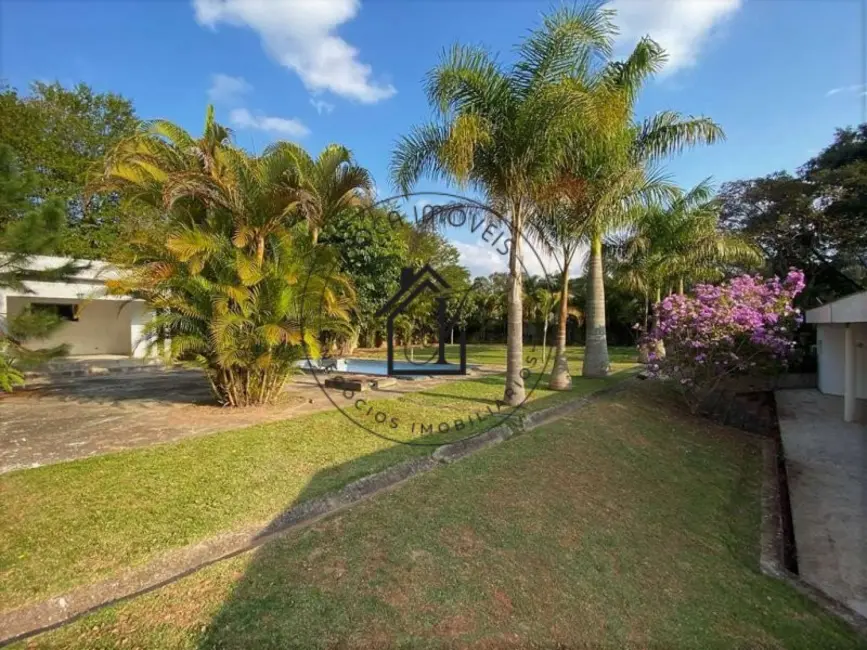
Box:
[299,358,461,377]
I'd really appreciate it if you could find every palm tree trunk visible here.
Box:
[638,291,651,364]
[549,265,572,390]
[582,233,609,377]
[504,210,525,406]
[652,284,666,360]
[256,235,265,266]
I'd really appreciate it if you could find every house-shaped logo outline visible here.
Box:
[375,264,468,376]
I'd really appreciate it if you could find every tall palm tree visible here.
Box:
[390,4,617,405]
[267,143,374,244]
[610,180,763,339]
[551,38,725,377]
[532,195,598,389]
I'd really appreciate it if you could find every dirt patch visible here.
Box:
[433,613,477,638]
[440,525,487,558]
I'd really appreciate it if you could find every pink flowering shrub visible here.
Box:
[645,270,806,411]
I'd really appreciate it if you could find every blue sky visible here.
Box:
[1,0,864,276]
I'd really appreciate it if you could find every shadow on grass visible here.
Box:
[193,380,593,649]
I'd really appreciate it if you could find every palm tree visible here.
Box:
[390,4,617,405]
[92,105,232,226]
[531,206,585,389]
[610,180,763,352]
[267,143,374,245]
[94,112,356,405]
[522,275,559,362]
[550,38,725,377]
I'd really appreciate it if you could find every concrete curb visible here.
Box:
[0,379,630,646]
[759,435,867,637]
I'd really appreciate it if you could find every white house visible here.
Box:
[806,290,867,422]
[0,255,153,358]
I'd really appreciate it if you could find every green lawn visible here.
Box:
[15,383,865,650]
[354,342,638,369]
[0,352,635,613]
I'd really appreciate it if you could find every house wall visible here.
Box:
[817,323,867,399]
[6,296,134,356]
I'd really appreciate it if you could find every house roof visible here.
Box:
[0,254,119,282]
[806,290,867,324]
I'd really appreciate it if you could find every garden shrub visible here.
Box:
[645,270,806,411]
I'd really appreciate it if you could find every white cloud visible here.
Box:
[208,73,252,104]
[607,0,741,76]
[229,107,310,137]
[310,98,335,114]
[193,0,396,103]
[826,84,866,97]
[453,241,587,280]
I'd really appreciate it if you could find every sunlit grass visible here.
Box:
[16,383,865,650]
[0,354,636,612]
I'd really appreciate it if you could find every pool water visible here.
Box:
[299,358,461,377]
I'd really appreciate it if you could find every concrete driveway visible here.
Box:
[776,389,867,619]
[0,367,476,474]
[0,369,327,473]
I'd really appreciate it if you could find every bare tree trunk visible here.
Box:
[582,233,609,377]
[505,209,525,406]
[678,277,684,295]
[549,265,571,390]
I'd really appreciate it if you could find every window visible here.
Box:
[31,303,79,322]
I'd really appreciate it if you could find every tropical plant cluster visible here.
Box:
[8,1,864,405]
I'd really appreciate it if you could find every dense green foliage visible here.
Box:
[720,124,867,306]
[0,145,80,391]
[0,82,139,258]
[5,10,866,391]
[95,109,357,405]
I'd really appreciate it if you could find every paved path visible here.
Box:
[0,369,472,474]
[776,389,867,618]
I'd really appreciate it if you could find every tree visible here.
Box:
[610,181,761,361]
[320,205,408,348]
[645,271,805,412]
[94,105,232,223]
[0,82,139,258]
[532,205,585,389]
[522,274,560,366]
[612,181,761,315]
[802,124,867,262]
[719,124,867,306]
[0,145,78,391]
[95,111,355,406]
[391,4,616,405]
[549,37,724,378]
[467,274,508,342]
[272,143,374,245]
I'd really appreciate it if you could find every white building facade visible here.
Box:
[806,290,867,422]
[0,255,152,358]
